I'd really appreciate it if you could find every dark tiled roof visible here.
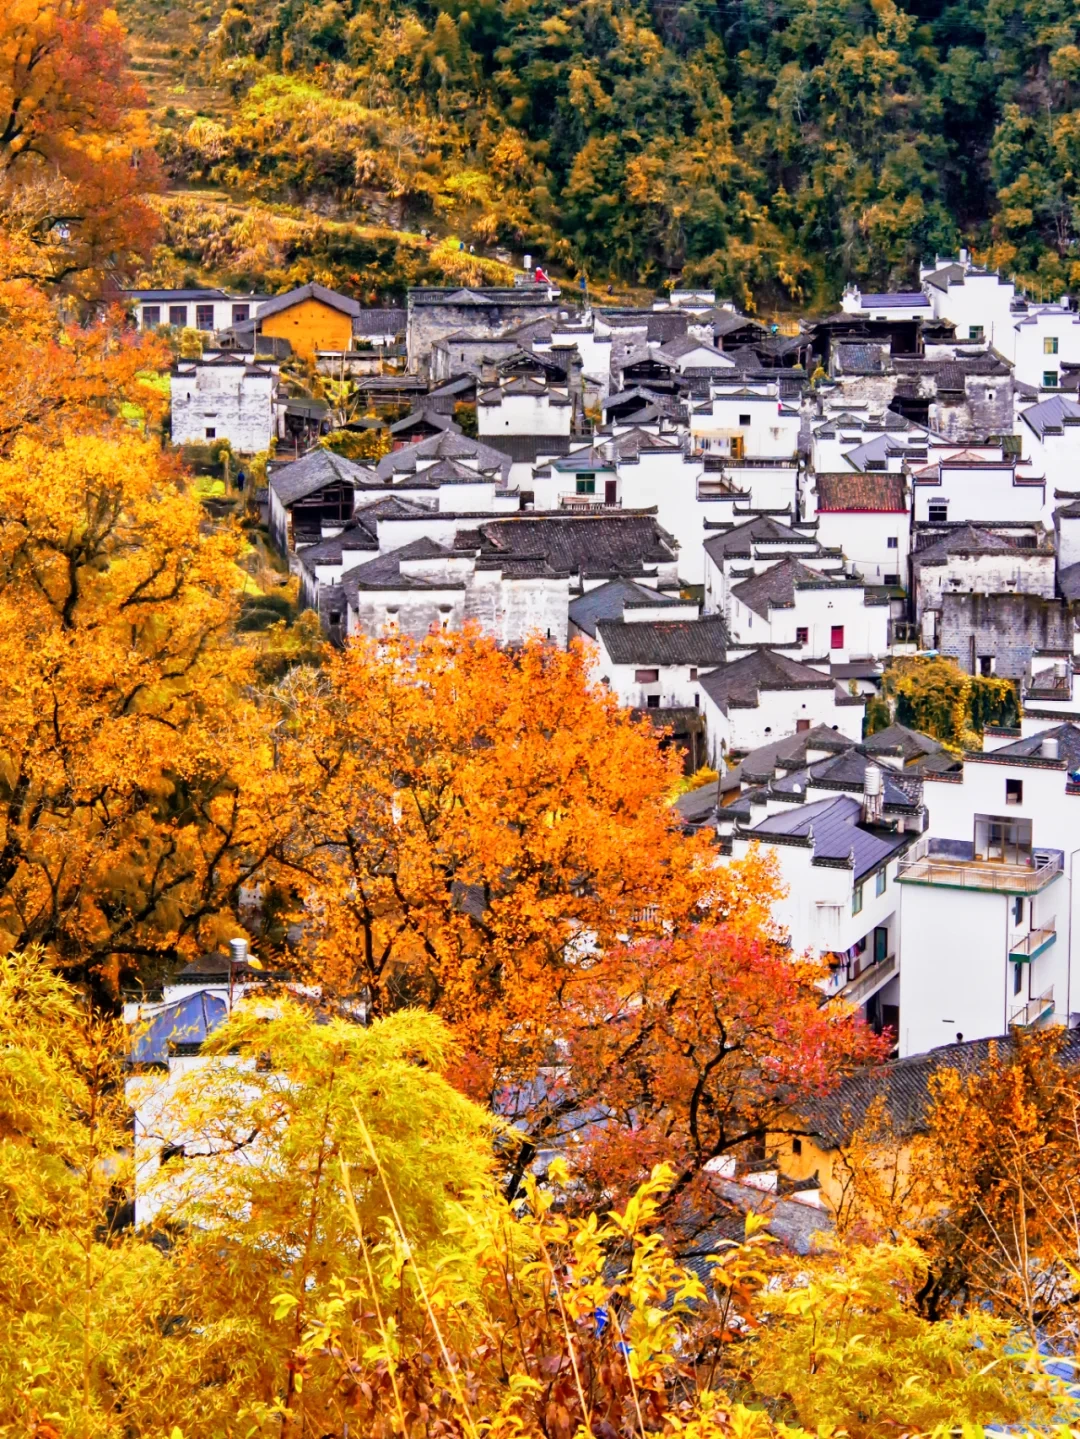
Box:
[730,556,846,618]
[568,578,680,638]
[796,1030,1080,1149]
[748,792,909,879]
[835,341,890,374]
[596,615,730,666]
[1059,560,1080,600]
[986,722,1080,767]
[771,752,921,810]
[352,307,405,334]
[1020,394,1080,439]
[257,282,360,320]
[297,521,378,566]
[703,515,820,563]
[477,511,678,579]
[699,649,840,714]
[816,472,907,512]
[375,429,511,484]
[922,262,967,292]
[483,434,572,464]
[269,449,376,506]
[861,722,943,762]
[341,538,466,596]
[388,408,457,435]
[912,524,1042,565]
[725,725,853,789]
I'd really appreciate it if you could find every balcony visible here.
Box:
[1010,986,1055,1028]
[558,493,621,511]
[830,953,898,1010]
[897,838,1063,894]
[1009,920,1057,963]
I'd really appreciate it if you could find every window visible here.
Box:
[646,694,660,709]
[232,303,249,324]
[979,655,994,676]
[1014,961,1024,996]
[729,434,745,460]
[928,501,948,522]
[795,626,809,644]
[576,476,595,495]
[1044,371,1059,388]
[635,668,659,683]
[974,813,1032,863]
[830,624,844,649]
[796,718,811,732]
[195,304,215,330]
[876,868,887,896]
[168,305,187,327]
[693,692,699,708]
[1013,896,1025,925]
[738,413,751,426]
[969,325,984,340]
[328,610,342,625]
[792,1137,803,1156]
[1006,777,1023,805]
[142,305,160,328]
[883,573,901,585]
[852,884,864,916]
[689,668,698,680]
[205,427,216,439]
[1045,336,1059,354]
[887,536,899,549]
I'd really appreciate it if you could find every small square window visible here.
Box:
[883,573,901,585]
[1045,336,1059,355]
[689,667,698,680]
[205,427,216,439]
[876,868,887,896]
[795,626,808,644]
[646,694,660,709]
[796,718,811,732]
[738,413,751,426]
[792,1137,803,1156]
[852,884,864,916]
[1006,778,1023,805]
[1044,371,1059,388]
[979,655,993,676]
[232,303,249,324]
[969,325,984,341]
[576,476,595,495]
[635,668,659,683]
[142,305,160,327]
[169,305,187,327]
[195,304,215,330]
[887,536,899,549]
[928,501,948,522]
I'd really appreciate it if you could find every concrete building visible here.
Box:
[897,723,1080,1056]
[171,354,276,452]
[124,288,267,333]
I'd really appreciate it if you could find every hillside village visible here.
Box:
[118,253,1080,1223]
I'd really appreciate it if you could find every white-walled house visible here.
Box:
[1010,303,1080,390]
[920,260,1018,352]
[124,288,267,333]
[897,723,1080,1057]
[808,472,911,586]
[703,515,846,619]
[910,451,1046,525]
[1016,395,1080,502]
[727,556,890,661]
[689,383,801,461]
[698,648,865,759]
[592,606,730,710]
[911,523,1056,630]
[477,377,573,438]
[171,354,276,452]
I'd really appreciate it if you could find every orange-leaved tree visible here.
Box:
[263,627,883,1216]
[0,423,274,993]
[0,0,160,292]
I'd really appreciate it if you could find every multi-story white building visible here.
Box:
[726,556,890,662]
[689,381,801,461]
[897,723,1080,1057]
[807,472,911,586]
[698,648,865,758]
[124,288,268,334]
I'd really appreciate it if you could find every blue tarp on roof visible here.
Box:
[130,991,229,1063]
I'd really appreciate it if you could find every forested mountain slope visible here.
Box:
[123,0,1080,305]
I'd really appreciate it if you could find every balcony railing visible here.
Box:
[558,493,621,510]
[830,953,898,1009]
[1008,921,1057,962]
[1010,986,1055,1028]
[897,839,1063,894]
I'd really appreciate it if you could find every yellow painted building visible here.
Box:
[256,282,359,362]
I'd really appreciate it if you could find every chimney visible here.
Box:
[229,936,249,967]
[959,247,970,265]
[862,763,883,824]
[1041,735,1061,761]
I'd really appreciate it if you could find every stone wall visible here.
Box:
[407,291,562,373]
[171,366,274,452]
[938,592,1078,678]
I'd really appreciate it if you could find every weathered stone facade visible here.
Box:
[937,592,1078,678]
[407,287,561,374]
[171,357,275,452]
